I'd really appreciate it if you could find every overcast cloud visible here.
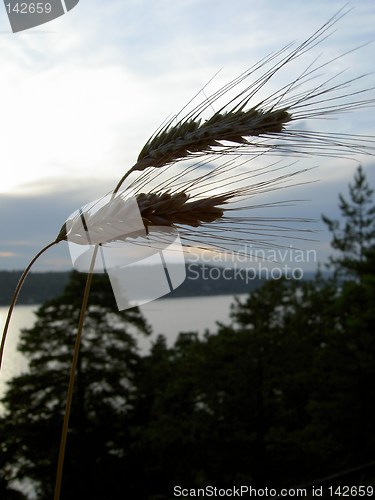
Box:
[0,0,374,271]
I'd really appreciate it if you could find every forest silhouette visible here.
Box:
[1,166,374,499]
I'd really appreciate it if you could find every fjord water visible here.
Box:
[0,294,243,401]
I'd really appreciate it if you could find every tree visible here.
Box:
[3,159,375,499]
[322,165,375,277]
[309,166,375,474]
[0,272,150,500]
[0,477,28,500]
[126,165,375,495]
[129,278,342,493]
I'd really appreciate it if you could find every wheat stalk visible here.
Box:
[0,8,375,500]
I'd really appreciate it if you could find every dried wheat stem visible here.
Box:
[0,241,58,371]
[53,192,235,498]
[54,246,99,500]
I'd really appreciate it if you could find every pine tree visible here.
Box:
[0,272,150,500]
[318,165,375,474]
[322,165,375,277]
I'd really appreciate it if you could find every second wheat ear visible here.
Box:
[0,7,375,500]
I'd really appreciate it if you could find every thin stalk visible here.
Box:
[54,181,125,499]
[54,245,99,500]
[113,170,131,196]
[0,240,58,370]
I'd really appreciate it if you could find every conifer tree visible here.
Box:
[0,272,150,500]
[322,165,375,277]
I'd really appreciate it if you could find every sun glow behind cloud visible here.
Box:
[0,1,372,193]
[0,62,150,193]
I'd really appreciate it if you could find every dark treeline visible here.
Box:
[0,166,374,499]
[0,271,71,306]
[0,266,278,305]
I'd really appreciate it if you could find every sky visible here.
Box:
[0,0,375,272]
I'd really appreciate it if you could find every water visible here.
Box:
[0,305,37,401]
[0,294,244,499]
[0,294,244,400]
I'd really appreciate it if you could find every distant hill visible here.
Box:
[0,266,319,306]
[0,271,71,306]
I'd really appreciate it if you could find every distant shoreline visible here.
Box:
[0,267,323,306]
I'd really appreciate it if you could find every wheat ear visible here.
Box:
[132,108,291,172]
[138,191,232,228]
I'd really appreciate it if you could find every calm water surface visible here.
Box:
[0,294,245,400]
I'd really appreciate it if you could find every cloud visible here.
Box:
[0,252,16,258]
[1,1,373,191]
[0,0,374,270]
[1,159,374,271]
[0,179,115,269]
